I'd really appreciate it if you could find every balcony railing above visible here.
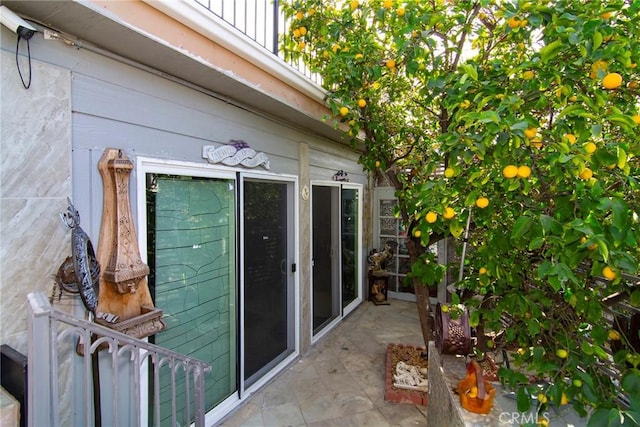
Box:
[192,0,321,84]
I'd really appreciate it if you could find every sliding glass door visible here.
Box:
[147,174,237,424]
[242,179,295,386]
[144,169,298,424]
[311,183,362,338]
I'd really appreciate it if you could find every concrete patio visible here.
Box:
[219,298,427,426]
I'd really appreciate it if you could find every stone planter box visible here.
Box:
[426,342,588,426]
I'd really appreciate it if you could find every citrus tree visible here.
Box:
[281,0,640,422]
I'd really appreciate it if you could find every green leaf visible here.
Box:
[509,120,529,131]
[529,236,544,250]
[557,104,588,119]
[587,409,610,427]
[608,114,636,129]
[593,31,603,50]
[512,216,533,239]
[461,64,478,81]
[539,40,564,63]
[537,261,552,279]
[516,386,531,412]
[477,111,500,123]
[617,147,628,169]
[631,290,640,307]
[540,214,562,235]
[623,372,640,395]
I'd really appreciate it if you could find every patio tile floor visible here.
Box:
[219,299,427,426]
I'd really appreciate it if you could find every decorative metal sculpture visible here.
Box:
[58,198,118,323]
[202,139,270,169]
[332,170,349,181]
[367,240,398,274]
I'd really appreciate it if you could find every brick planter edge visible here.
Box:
[384,343,428,406]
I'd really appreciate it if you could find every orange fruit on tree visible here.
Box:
[426,211,438,223]
[397,6,405,16]
[564,133,577,144]
[339,106,349,116]
[479,267,487,275]
[524,127,537,139]
[579,168,593,180]
[444,167,455,178]
[383,0,393,9]
[517,165,531,178]
[386,59,396,69]
[413,230,422,238]
[584,142,597,154]
[608,330,621,340]
[556,349,568,358]
[296,11,304,20]
[350,0,359,11]
[299,26,307,36]
[602,72,623,89]
[602,266,617,280]
[443,207,455,219]
[632,115,640,125]
[503,165,518,178]
[508,17,520,29]
[357,99,367,108]
[476,197,489,209]
[523,70,534,80]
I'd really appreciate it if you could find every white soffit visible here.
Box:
[142,0,326,103]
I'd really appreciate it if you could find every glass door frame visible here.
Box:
[135,157,300,425]
[310,180,363,344]
[238,171,300,397]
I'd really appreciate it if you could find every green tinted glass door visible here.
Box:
[147,175,237,424]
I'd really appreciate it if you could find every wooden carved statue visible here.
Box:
[96,148,164,337]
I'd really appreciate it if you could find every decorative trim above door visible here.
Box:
[202,140,270,169]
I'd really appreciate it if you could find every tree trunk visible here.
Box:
[413,277,433,348]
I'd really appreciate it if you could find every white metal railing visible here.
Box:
[27,292,212,427]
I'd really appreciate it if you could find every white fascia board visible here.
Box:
[142,0,326,103]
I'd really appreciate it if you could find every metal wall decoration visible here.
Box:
[202,139,270,169]
[332,170,349,181]
[57,198,119,323]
